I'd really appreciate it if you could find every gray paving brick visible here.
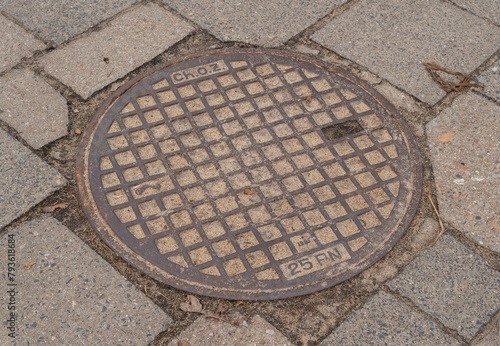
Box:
[0,129,66,229]
[163,0,347,47]
[472,312,500,346]
[475,58,500,103]
[311,0,500,104]
[40,3,193,99]
[0,14,44,73]
[388,234,500,341]
[320,290,459,345]
[0,216,171,344]
[450,0,500,25]
[0,69,68,149]
[0,0,138,45]
[169,313,293,346]
[426,93,499,252]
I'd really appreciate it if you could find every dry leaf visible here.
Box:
[216,302,226,314]
[24,261,36,270]
[180,295,204,313]
[233,317,245,326]
[438,130,453,142]
[244,188,257,195]
[180,296,232,323]
[42,203,69,213]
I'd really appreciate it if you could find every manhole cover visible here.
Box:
[77,49,422,300]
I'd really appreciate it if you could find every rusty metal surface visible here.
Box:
[76,49,422,300]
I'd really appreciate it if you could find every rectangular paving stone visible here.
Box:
[388,234,500,341]
[163,0,347,47]
[475,58,500,103]
[472,312,500,346]
[0,14,44,73]
[450,0,500,25]
[0,129,66,229]
[0,69,68,149]
[40,3,193,99]
[0,0,138,45]
[311,0,500,104]
[169,313,293,346]
[321,290,459,345]
[0,216,171,344]
[426,93,499,253]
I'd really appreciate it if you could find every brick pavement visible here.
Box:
[0,0,498,344]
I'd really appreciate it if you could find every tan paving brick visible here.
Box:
[40,3,193,99]
[170,313,293,346]
[0,129,66,229]
[426,93,500,253]
[163,0,347,47]
[0,14,44,73]
[0,216,171,344]
[311,0,500,104]
[0,69,68,149]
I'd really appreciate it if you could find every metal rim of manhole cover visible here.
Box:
[76,48,422,300]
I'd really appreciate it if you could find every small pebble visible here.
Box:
[52,151,62,160]
[110,83,121,92]
[265,329,275,335]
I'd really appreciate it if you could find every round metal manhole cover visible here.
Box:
[77,49,422,300]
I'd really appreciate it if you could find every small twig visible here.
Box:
[423,63,483,93]
[157,292,169,300]
[486,263,500,271]
[426,181,445,246]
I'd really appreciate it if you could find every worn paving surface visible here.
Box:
[321,290,460,345]
[0,0,139,45]
[0,69,68,149]
[163,0,347,47]
[388,234,500,341]
[169,313,292,346]
[449,0,500,25]
[475,58,500,102]
[0,216,171,345]
[0,128,66,228]
[311,0,500,104]
[0,14,44,73]
[426,93,499,252]
[40,3,193,99]
[0,0,499,345]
